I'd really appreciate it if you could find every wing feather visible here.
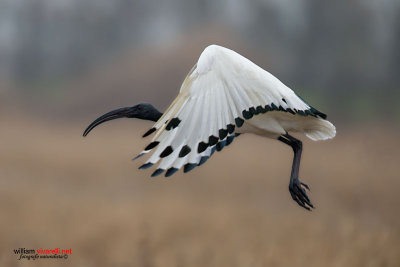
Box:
[156,96,203,170]
[137,45,329,176]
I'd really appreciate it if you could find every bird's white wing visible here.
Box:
[135,45,327,177]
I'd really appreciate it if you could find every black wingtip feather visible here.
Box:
[132,153,145,161]
[242,110,253,119]
[219,129,228,140]
[297,110,306,116]
[256,106,264,114]
[319,113,327,119]
[226,135,235,145]
[198,156,209,166]
[165,167,178,177]
[166,118,181,130]
[198,142,208,153]
[235,117,244,127]
[227,124,235,134]
[216,140,227,151]
[139,162,154,169]
[310,107,327,119]
[184,163,197,173]
[142,127,156,137]
[208,135,219,146]
[160,146,173,158]
[145,141,159,151]
[287,108,295,115]
[179,145,191,158]
[151,168,164,177]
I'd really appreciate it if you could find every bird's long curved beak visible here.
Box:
[83,107,132,137]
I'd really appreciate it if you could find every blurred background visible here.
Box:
[1,0,399,266]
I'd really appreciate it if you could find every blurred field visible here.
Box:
[1,113,399,267]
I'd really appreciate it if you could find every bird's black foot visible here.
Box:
[289,178,314,211]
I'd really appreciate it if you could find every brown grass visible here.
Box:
[1,114,399,267]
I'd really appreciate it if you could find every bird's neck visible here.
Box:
[148,109,163,122]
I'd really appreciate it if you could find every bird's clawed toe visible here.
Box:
[300,182,310,191]
[289,179,314,211]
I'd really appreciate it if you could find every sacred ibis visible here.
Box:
[83,45,336,210]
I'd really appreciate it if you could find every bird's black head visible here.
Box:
[83,102,162,137]
[126,103,161,120]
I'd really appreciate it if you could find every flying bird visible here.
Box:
[83,45,336,210]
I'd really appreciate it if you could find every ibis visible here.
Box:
[83,45,336,210]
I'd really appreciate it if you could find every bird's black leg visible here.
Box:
[278,134,314,210]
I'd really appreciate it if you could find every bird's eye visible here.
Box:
[137,105,142,110]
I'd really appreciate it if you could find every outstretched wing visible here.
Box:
[135,45,324,177]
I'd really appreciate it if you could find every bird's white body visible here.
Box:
[139,45,336,173]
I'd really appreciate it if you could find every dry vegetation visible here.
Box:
[0,114,399,267]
